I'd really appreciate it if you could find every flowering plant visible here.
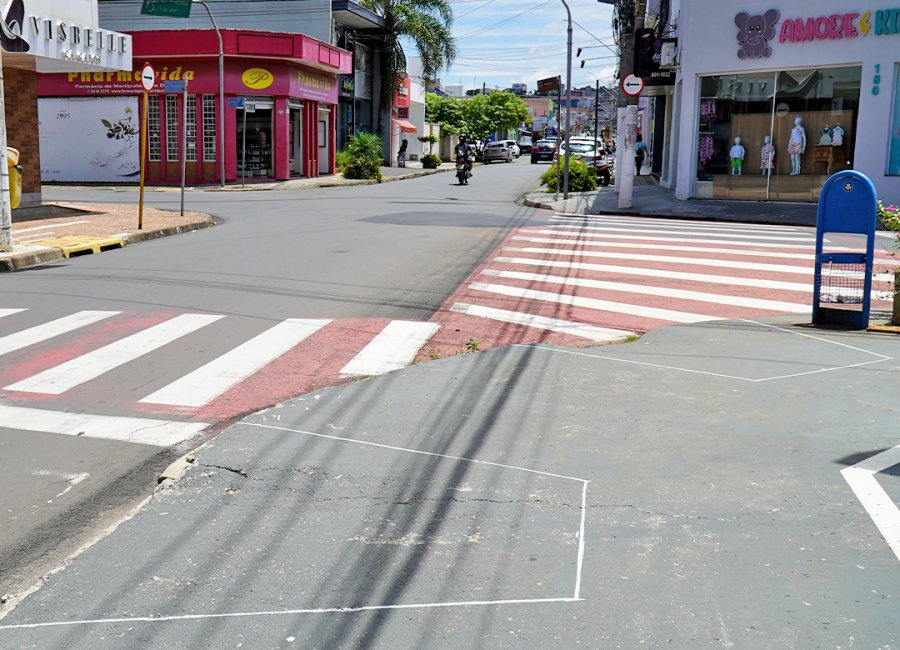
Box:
[878,200,900,234]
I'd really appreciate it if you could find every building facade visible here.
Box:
[669,0,900,204]
[37,29,351,184]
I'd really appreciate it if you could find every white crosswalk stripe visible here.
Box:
[5,313,224,395]
[480,269,810,312]
[0,308,26,319]
[450,303,634,342]
[140,318,332,407]
[548,217,815,241]
[340,321,440,377]
[0,310,120,357]
[541,226,821,248]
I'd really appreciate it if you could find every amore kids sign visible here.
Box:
[735,8,900,58]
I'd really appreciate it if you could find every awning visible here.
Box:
[393,119,417,133]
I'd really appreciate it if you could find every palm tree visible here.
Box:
[358,0,457,147]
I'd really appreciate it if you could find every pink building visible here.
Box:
[37,29,351,185]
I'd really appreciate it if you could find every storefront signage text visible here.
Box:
[778,9,900,43]
[1,0,131,67]
[297,70,334,92]
[66,65,195,84]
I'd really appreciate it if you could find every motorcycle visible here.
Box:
[456,154,471,185]
[595,159,613,186]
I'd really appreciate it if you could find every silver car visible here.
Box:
[482,142,514,163]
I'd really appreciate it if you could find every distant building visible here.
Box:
[511,83,527,96]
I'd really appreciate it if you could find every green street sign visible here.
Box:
[141,0,193,18]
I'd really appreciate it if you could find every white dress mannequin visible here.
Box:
[788,115,806,175]
[760,135,775,176]
[729,136,745,176]
[832,123,844,147]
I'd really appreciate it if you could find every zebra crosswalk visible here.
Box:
[432,213,897,350]
[0,310,443,443]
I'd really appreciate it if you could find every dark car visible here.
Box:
[530,140,558,164]
[517,139,533,155]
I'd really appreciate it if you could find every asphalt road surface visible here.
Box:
[0,160,543,601]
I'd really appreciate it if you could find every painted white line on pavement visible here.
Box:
[0,597,584,630]
[841,444,900,565]
[551,212,809,232]
[470,282,719,324]
[0,405,207,446]
[14,220,91,233]
[481,269,810,313]
[574,480,588,600]
[504,246,814,275]
[340,320,440,377]
[140,318,332,407]
[495,257,814,292]
[30,469,90,497]
[0,308,26,319]
[0,310,120,357]
[549,214,807,235]
[450,302,635,342]
[541,226,818,249]
[548,218,815,242]
[5,313,224,395]
[515,234,818,260]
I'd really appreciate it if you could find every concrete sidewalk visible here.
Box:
[523,176,820,227]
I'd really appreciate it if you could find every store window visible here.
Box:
[697,66,861,200]
[889,64,900,176]
[202,95,216,162]
[148,97,161,162]
[166,95,179,162]
[186,95,197,163]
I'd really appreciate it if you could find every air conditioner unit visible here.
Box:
[659,41,678,68]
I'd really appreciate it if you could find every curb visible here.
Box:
[272,166,454,190]
[0,217,215,272]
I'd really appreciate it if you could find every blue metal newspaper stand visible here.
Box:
[812,170,877,329]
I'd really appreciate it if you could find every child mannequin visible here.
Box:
[729,136,745,175]
[831,123,844,147]
[788,115,806,175]
[760,135,775,176]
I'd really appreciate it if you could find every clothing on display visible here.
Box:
[760,135,775,175]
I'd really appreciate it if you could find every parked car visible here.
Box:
[557,140,614,185]
[503,140,521,158]
[517,139,533,155]
[530,140,558,164]
[482,142,514,163]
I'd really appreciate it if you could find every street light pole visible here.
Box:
[614,0,645,209]
[193,1,226,188]
[0,50,11,252]
[561,0,573,200]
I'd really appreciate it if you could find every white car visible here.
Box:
[503,140,521,158]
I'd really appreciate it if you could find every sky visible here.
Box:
[431,0,618,93]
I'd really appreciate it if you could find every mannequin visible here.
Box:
[788,114,806,175]
[729,136,745,175]
[832,122,844,147]
[760,135,775,176]
[818,124,832,146]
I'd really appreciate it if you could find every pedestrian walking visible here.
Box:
[634,134,646,176]
[397,139,408,167]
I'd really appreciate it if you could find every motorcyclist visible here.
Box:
[454,134,473,177]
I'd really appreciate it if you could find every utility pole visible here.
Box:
[593,80,600,141]
[613,0,645,209]
[0,49,10,252]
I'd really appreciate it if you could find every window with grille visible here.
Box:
[202,94,216,162]
[148,98,161,162]
[186,95,197,162]
[166,95,179,162]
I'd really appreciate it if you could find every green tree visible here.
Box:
[424,92,466,134]
[462,91,530,140]
[360,0,457,144]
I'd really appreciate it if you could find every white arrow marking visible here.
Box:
[841,444,900,564]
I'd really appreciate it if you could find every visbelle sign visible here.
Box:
[0,0,131,69]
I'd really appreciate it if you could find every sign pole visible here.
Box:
[181,80,188,216]
[241,106,247,188]
[139,89,148,230]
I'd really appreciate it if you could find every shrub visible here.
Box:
[421,154,442,169]
[342,132,383,181]
[539,157,598,193]
[335,148,351,172]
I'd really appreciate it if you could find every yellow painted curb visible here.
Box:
[31,235,125,258]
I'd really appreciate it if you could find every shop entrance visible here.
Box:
[289,103,304,176]
[236,100,273,179]
[318,107,331,176]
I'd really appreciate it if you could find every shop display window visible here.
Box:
[889,64,900,176]
[697,66,861,200]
